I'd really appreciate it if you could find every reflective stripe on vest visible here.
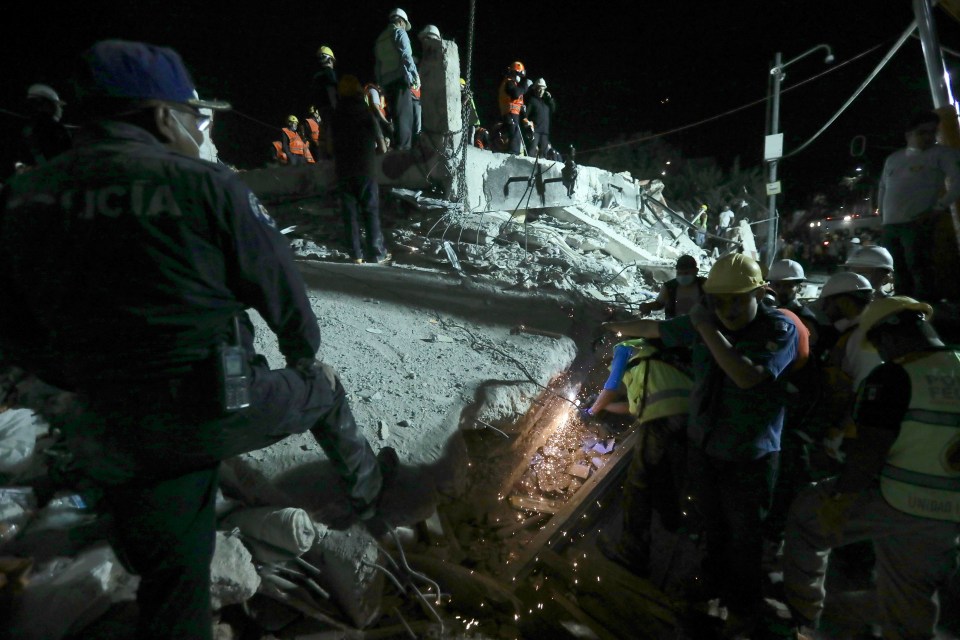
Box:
[282,129,308,157]
[879,349,960,522]
[621,356,693,424]
[498,79,523,116]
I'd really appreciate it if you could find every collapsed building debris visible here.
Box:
[0,34,773,640]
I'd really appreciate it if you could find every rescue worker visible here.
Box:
[0,40,390,640]
[461,78,480,147]
[844,245,895,298]
[524,78,556,159]
[879,111,960,300]
[304,105,323,159]
[717,204,736,238]
[278,115,313,166]
[603,253,799,637]
[813,272,879,461]
[498,61,532,155]
[18,83,72,169]
[783,296,960,640]
[363,82,393,149]
[328,75,390,265]
[374,8,420,151]
[636,254,706,319]
[309,44,338,152]
[767,259,820,346]
[592,338,694,577]
[691,204,709,247]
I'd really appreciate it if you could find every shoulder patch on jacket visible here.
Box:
[248,192,276,228]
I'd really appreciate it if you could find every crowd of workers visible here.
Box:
[2,23,959,640]
[264,11,558,168]
[587,111,960,640]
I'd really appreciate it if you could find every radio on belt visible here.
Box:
[217,315,251,412]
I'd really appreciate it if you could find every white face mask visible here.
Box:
[676,274,695,287]
[169,109,203,156]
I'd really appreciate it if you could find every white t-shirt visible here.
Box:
[719,209,735,228]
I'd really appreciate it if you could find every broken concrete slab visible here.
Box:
[211,530,261,609]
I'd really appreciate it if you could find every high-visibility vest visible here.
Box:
[282,129,315,163]
[880,349,960,522]
[305,118,320,145]
[364,84,389,120]
[272,141,287,164]
[498,78,523,116]
[618,339,693,424]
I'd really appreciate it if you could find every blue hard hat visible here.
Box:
[77,40,230,110]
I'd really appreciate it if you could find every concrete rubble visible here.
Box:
[0,36,768,640]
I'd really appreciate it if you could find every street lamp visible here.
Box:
[764,44,834,266]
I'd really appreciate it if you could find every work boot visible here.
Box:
[375,252,393,265]
[596,532,649,578]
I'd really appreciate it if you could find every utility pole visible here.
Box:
[914,0,960,300]
[765,52,783,268]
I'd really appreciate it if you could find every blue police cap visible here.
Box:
[78,40,230,110]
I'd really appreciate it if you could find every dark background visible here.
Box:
[3,1,960,207]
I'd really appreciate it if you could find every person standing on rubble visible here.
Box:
[782,296,960,640]
[0,40,391,640]
[328,75,390,265]
[276,115,314,166]
[635,254,706,319]
[309,45,338,157]
[524,78,557,159]
[879,111,960,300]
[499,61,532,155]
[691,204,709,247]
[374,8,420,151]
[603,253,799,637]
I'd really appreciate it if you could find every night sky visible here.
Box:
[3,1,960,207]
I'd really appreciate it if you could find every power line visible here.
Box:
[578,37,892,158]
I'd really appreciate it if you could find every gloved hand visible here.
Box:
[816,491,856,539]
[687,303,713,329]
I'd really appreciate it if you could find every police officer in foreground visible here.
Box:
[783,296,960,640]
[0,40,388,640]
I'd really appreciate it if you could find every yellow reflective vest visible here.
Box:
[617,339,693,424]
[880,349,960,522]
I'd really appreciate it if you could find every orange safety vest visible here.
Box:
[282,128,315,163]
[364,83,389,120]
[498,78,524,116]
[410,86,421,100]
[305,118,320,145]
[272,140,287,164]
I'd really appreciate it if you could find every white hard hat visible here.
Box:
[535,78,547,88]
[767,259,805,282]
[27,83,64,104]
[418,24,440,41]
[844,246,894,271]
[819,272,873,299]
[389,8,411,30]
[850,237,861,244]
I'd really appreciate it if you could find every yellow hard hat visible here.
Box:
[338,75,363,98]
[287,115,299,126]
[317,45,335,60]
[459,77,466,87]
[858,296,933,347]
[703,253,765,294]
